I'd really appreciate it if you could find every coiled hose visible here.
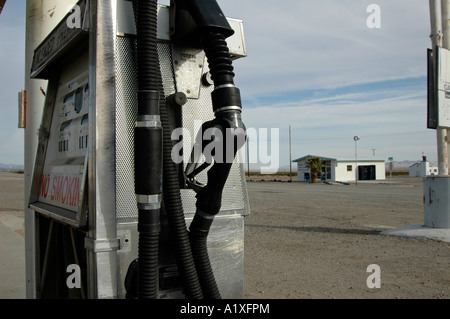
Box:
[203,32,235,85]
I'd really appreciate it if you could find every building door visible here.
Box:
[358,165,376,180]
[321,160,332,180]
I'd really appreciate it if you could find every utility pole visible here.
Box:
[430,0,449,175]
[424,0,450,229]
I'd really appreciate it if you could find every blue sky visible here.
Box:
[0,0,26,165]
[0,0,438,170]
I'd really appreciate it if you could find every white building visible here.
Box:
[293,155,386,182]
[409,161,438,177]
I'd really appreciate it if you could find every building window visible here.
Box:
[347,165,352,172]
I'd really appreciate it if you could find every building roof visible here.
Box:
[408,161,438,168]
[409,162,422,168]
[292,154,385,163]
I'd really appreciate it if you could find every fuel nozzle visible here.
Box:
[186,33,246,297]
[186,109,246,300]
[189,111,246,214]
[173,0,247,299]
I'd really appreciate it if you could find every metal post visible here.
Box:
[86,0,119,298]
[424,0,450,229]
[24,0,78,298]
[442,0,450,175]
[354,136,360,185]
[390,161,392,185]
[431,0,449,175]
[289,125,292,182]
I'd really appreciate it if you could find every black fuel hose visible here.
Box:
[134,0,162,299]
[188,30,246,299]
[160,106,204,299]
[134,0,203,299]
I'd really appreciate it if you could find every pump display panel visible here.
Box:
[29,53,89,227]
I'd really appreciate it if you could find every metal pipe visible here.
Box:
[289,125,292,182]
[69,227,85,299]
[40,220,54,296]
[441,0,450,175]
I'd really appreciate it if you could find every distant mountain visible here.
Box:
[0,163,24,171]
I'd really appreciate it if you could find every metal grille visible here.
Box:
[115,36,246,219]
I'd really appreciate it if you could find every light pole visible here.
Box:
[354,136,360,185]
[289,125,292,182]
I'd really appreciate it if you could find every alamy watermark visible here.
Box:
[171,121,280,174]
[66,4,82,29]
[366,264,381,289]
[366,4,381,29]
[66,263,382,290]
[66,264,81,289]
[67,4,382,30]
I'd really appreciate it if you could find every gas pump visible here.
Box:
[25,0,249,299]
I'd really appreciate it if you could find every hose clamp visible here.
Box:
[214,83,235,90]
[135,115,161,128]
[195,209,215,220]
[214,105,242,114]
[137,194,162,210]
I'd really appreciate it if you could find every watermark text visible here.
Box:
[366,264,381,289]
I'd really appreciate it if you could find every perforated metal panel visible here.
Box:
[114,36,247,219]
[115,36,139,219]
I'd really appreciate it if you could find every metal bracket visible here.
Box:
[171,45,205,99]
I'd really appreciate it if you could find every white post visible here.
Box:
[442,0,450,175]
[424,0,450,229]
[430,0,449,175]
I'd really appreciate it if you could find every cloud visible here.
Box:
[220,0,430,98]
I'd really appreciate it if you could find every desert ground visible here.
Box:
[0,171,449,299]
[243,175,449,299]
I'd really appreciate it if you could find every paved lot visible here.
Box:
[0,171,449,299]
